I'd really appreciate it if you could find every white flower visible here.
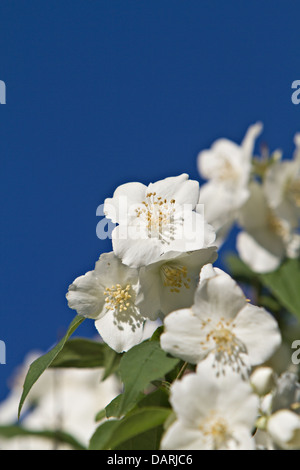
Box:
[22,368,120,448]
[254,371,300,450]
[161,360,259,450]
[0,352,121,449]
[197,123,262,245]
[103,174,216,267]
[160,264,281,374]
[250,367,276,396]
[66,252,153,352]
[138,247,217,318]
[264,133,300,227]
[237,181,300,273]
[267,410,300,450]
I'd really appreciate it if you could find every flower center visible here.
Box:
[160,263,191,293]
[217,159,239,183]
[135,192,178,242]
[104,283,144,332]
[199,415,231,449]
[212,327,237,354]
[200,319,247,374]
[104,284,133,313]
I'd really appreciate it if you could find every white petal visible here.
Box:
[161,308,212,364]
[148,174,200,208]
[267,410,300,450]
[236,231,283,273]
[199,181,247,225]
[199,263,217,282]
[171,179,200,209]
[193,266,247,320]
[195,360,259,429]
[264,160,296,209]
[241,122,263,161]
[136,266,163,320]
[160,420,206,450]
[169,368,219,423]
[112,225,162,267]
[138,247,217,318]
[147,174,189,201]
[104,182,146,223]
[198,139,243,181]
[66,270,105,319]
[94,251,139,287]
[250,367,276,396]
[161,420,255,450]
[238,182,269,231]
[169,361,258,429]
[94,309,145,353]
[223,426,256,450]
[234,303,281,366]
[168,211,216,253]
[160,248,218,315]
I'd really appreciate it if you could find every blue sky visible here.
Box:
[1,0,300,401]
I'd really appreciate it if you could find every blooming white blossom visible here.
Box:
[197,122,263,245]
[250,367,276,397]
[66,252,154,352]
[137,247,217,318]
[160,360,259,450]
[0,352,121,450]
[103,174,216,267]
[264,133,300,227]
[160,264,281,374]
[267,409,300,450]
[237,181,300,273]
[253,371,300,450]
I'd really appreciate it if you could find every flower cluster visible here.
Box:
[251,368,300,449]
[7,123,300,451]
[0,351,120,450]
[66,174,217,353]
[64,145,290,450]
[159,264,281,450]
[198,124,300,273]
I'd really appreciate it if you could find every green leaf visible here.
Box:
[105,394,124,418]
[50,337,120,371]
[88,420,120,450]
[149,325,164,342]
[107,340,179,417]
[95,408,107,422]
[260,258,300,320]
[105,391,145,418]
[105,386,170,419]
[18,315,85,419]
[134,387,170,410]
[114,426,164,450]
[227,254,300,321]
[89,406,171,450]
[0,425,86,450]
[101,347,122,380]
